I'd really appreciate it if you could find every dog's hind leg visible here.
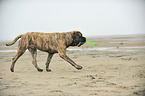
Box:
[28,48,43,72]
[10,46,26,72]
[45,53,54,72]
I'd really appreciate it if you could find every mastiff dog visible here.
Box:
[6,31,86,72]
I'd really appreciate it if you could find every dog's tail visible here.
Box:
[6,34,22,46]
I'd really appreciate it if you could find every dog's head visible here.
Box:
[70,31,86,47]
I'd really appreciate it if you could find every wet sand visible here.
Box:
[0,34,145,96]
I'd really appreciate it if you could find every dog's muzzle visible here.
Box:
[77,37,86,47]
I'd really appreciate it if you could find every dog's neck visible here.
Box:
[63,32,73,48]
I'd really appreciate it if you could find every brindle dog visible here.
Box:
[6,31,86,72]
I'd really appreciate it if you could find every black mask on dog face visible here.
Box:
[71,31,86,47]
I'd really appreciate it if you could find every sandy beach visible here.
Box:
[0,34,145,96]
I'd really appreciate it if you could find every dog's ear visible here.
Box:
[70,31,86,47]
[72,32,79,39]
[72,31,86,47]
[72,31,82,37]
[72,31,82,40]
[70,31,81,46]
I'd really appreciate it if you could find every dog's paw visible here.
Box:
[37,68,43,72]
[76,65,83,70]
[10,68,14,72]
[46,69,51,72]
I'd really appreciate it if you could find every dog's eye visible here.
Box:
[79,35,82,38]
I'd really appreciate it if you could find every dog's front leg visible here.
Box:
[58,49,82,70]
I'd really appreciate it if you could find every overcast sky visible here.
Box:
[0,0,145,41]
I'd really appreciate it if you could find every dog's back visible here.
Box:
[21,32,66,52]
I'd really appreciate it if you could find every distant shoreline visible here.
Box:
[0,34,145,42]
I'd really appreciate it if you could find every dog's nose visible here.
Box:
[82,37,86,42]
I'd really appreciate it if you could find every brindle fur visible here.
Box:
[6,31,86,72]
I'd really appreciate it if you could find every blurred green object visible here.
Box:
[85,42,97,45]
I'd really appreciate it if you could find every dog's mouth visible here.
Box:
[77,37,86,47]
[77,42,85,47]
